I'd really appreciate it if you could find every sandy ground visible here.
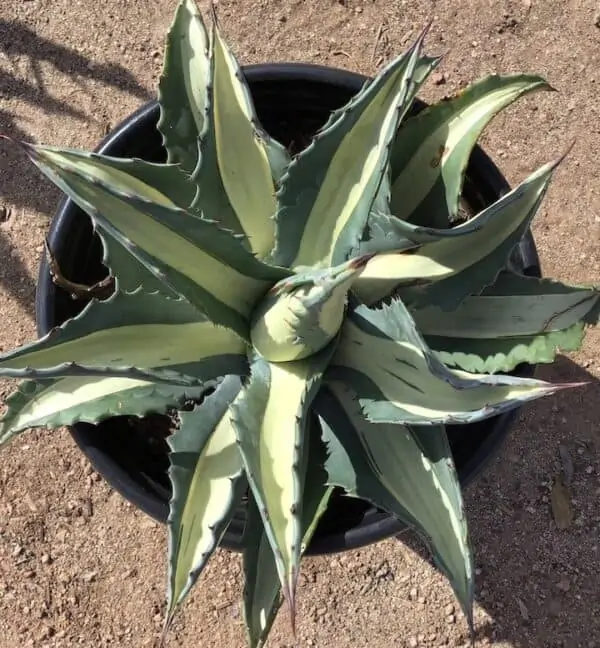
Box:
[1,0,599,646]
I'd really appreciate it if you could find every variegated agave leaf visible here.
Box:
[231,343,336,627]
[19,141,289,338]
[353,158,558,307]
[317,384,474,632]
[164,376,246,634]
[387,74,552,229]
[0,289,247,446]
[159,0,289,257]
[242,433,333,648]
[327,297,582,426]
[417,272,600,373]
[157,0,211,174]
[271,27,436,270]
[0,377,217,447]
[0,290,246,380]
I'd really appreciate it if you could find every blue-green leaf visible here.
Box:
[416,272,600,373]
[388,74,551,228]
[189,18,287,257]
[328,298,581,426]
[242,433,332,648]
[0,377,220,447]
[318,383,473,631]
[22,143,290,337]
[157,0,211,173]
[272,28,434,269]
[0,290,247,382]
[165,376,245,629]
[353,159,558,307]
[232,346,334,626]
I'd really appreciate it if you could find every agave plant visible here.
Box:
[1,0,598,645]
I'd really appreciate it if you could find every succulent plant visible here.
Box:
[1,0,599,645]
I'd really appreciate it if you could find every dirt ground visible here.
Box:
[1,0,599,646]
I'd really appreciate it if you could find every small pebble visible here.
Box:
[37,626,54,641]
[444,603,455,616]
[517,598,530,621]
[432,72,447,86]
[81,570,98,583]
[446,614,456,624]
[408,637,418,648]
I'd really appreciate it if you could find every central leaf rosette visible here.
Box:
[250,257,370,362]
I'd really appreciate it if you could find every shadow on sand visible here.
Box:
[0,19,151,314]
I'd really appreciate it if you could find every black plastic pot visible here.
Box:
[36,63,541,554]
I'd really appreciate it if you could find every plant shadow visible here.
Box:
[0,108,39,310]
[395,354,600,647]
[0,19,152,314]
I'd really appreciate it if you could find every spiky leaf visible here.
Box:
[47,154,199,296]
[95,230,167,294]
[431,324,586,374]
[328,298,579,426]
[318,384,473,630]
[189,17,289,257]
[80,153,197,209]
[0,362,194,386]
[22,143,289,337]
[0,290,246,381]
[272,28,433,269]
[388,74,551,228]
[360,207,483,254]
[242,436,333,648]
[232,347,334,625]
[0,289,245,445]
[416,272,600,373]
[165,376,245,628]
[353,159,558,307]
[0,377,218,446]
[157,0,211,172]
